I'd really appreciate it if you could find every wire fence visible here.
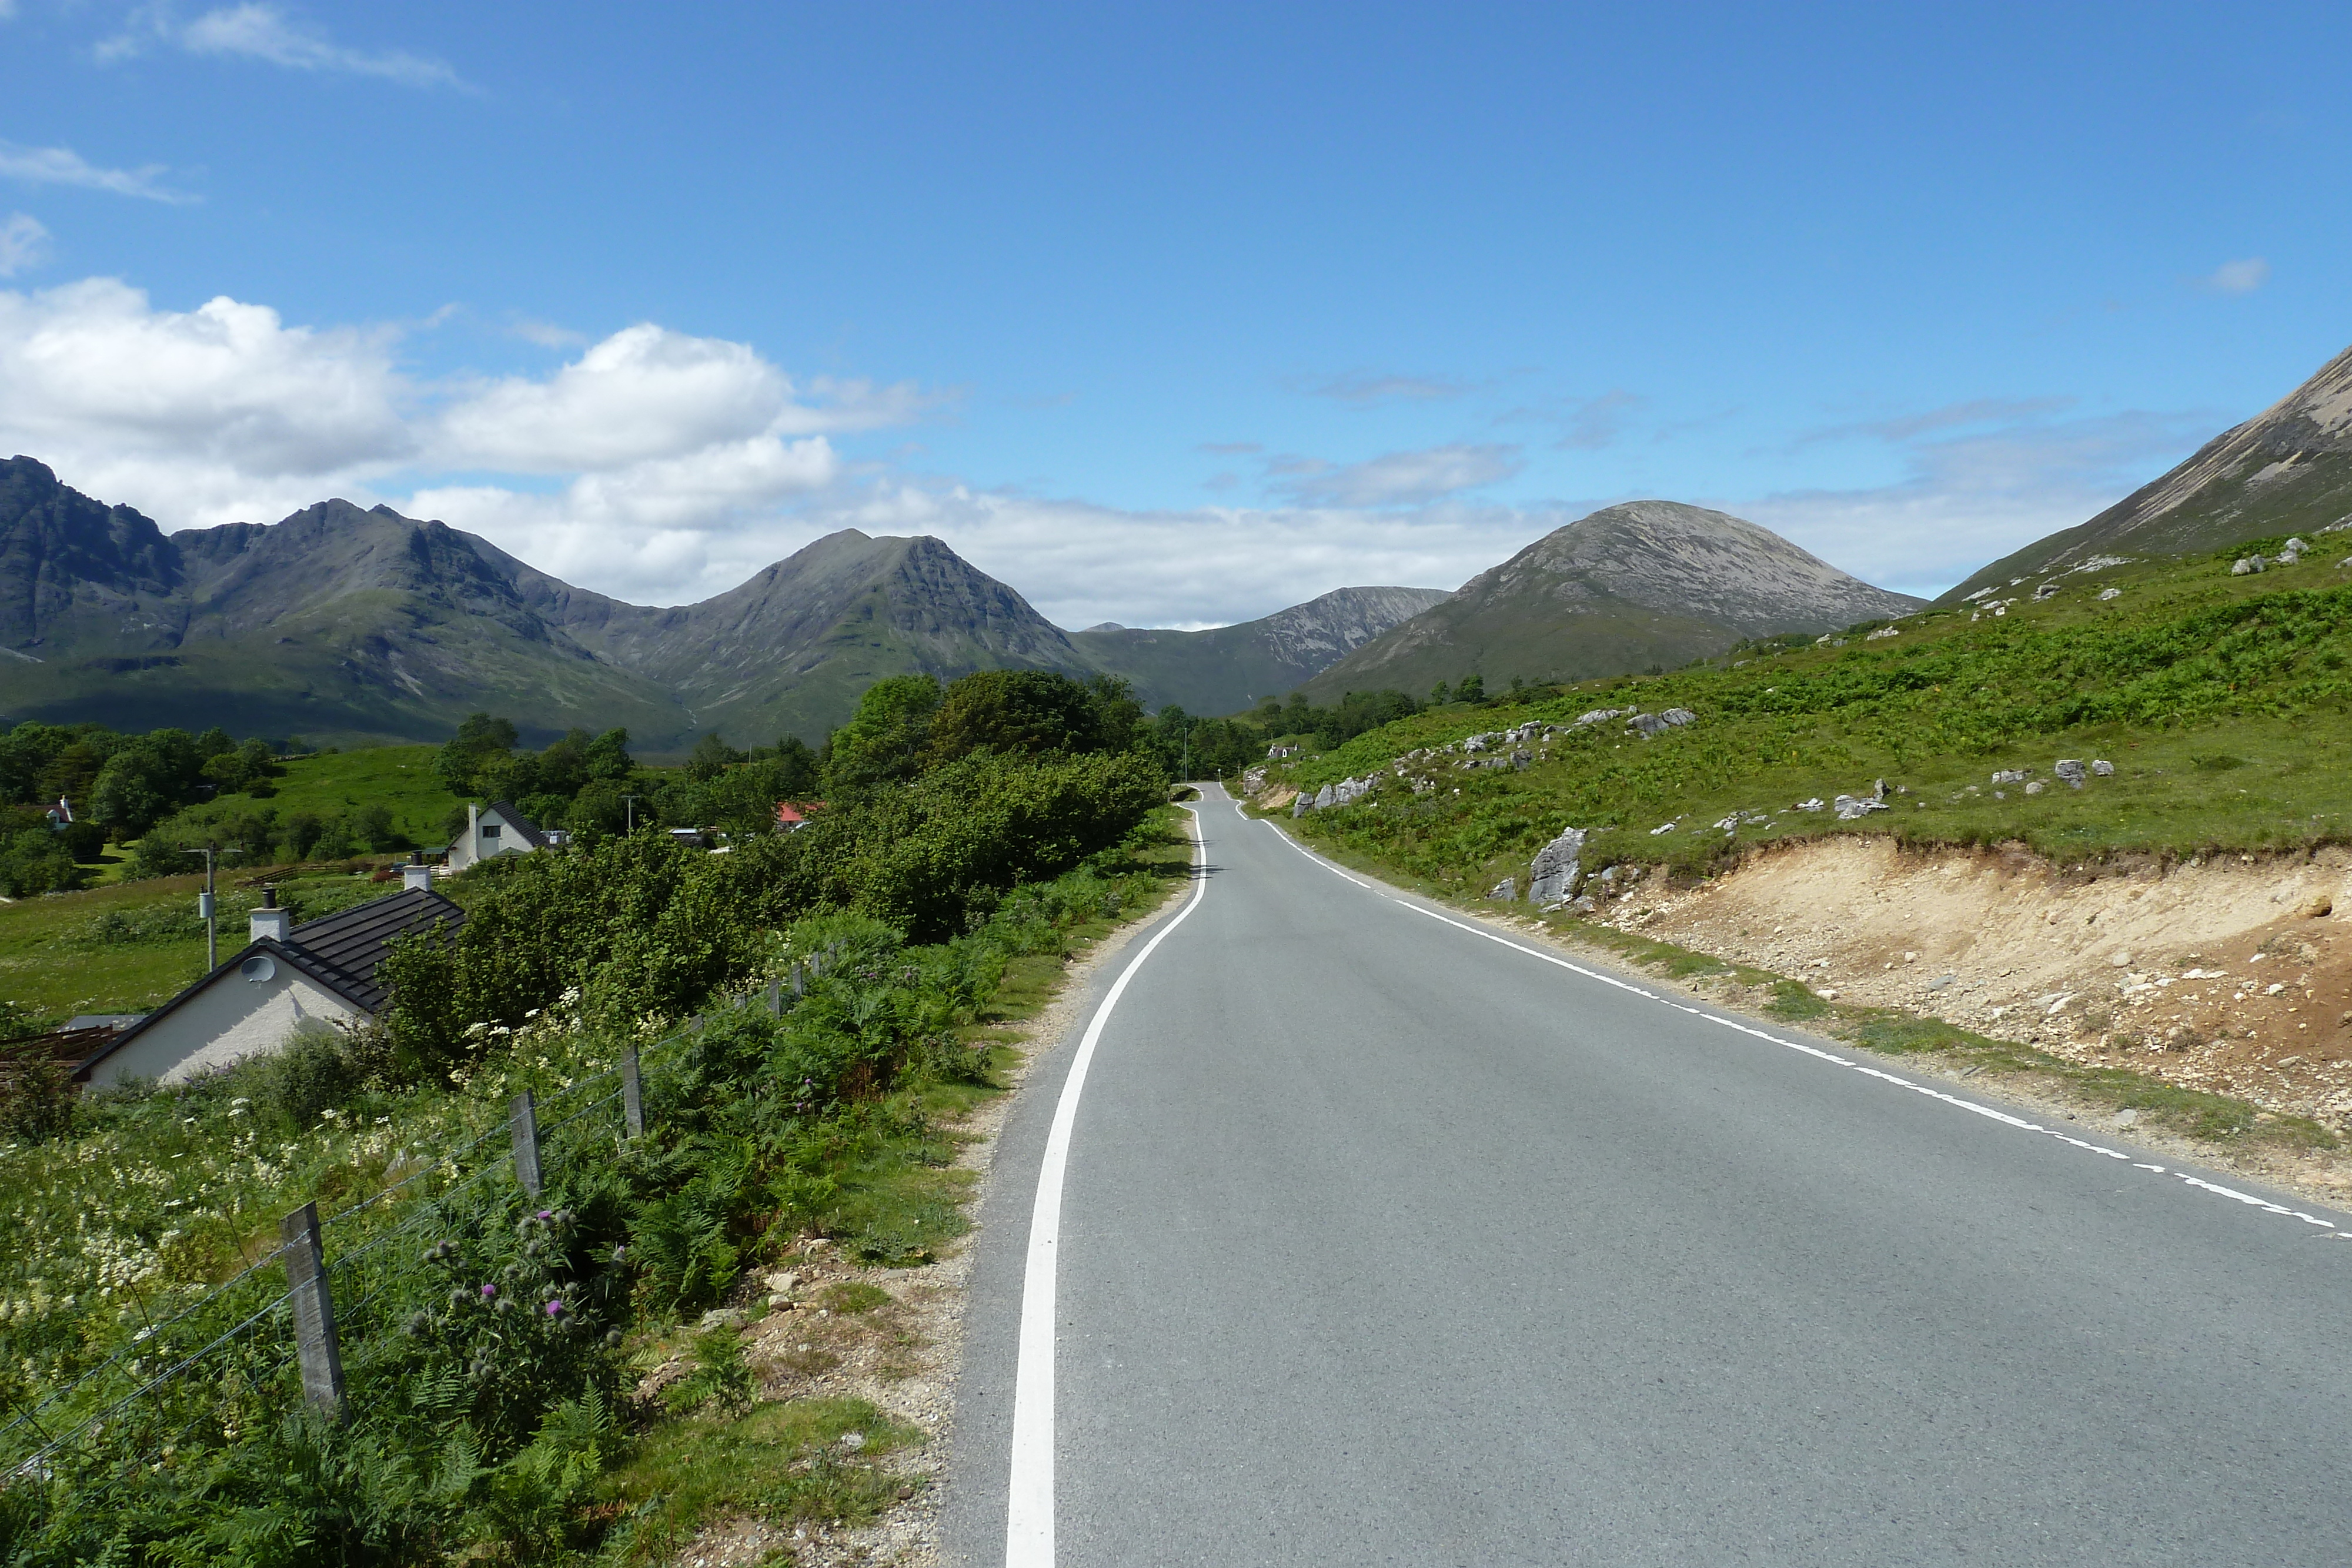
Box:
[0,954,840,1483]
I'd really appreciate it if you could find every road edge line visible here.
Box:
[1004,803,1208,1568]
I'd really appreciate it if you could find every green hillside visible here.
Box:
[1267,540,2352,897]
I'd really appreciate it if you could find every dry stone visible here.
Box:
[1528,827,1587,907]
[2054,758,2087,787]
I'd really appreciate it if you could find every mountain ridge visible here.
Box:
[1298,500,1925,700]
[1943,340,2352,601]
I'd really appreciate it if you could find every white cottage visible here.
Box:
[75,866,466,1088]
[446,801,549,871]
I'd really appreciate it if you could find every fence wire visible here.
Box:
[1,997,748,1479]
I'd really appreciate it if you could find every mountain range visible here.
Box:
[0,459,1452,747]
[8,337,2346,749]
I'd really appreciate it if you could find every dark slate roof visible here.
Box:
[74,888,466,1082]
[282,887,467,1015]
[486,801,549,850]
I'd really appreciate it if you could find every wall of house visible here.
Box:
[86,969,360,1087]
[447,808,533,872]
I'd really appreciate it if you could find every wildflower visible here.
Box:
[480,1283,496,1299]
[544,1299,564,1318]
[537,1209,553,1222]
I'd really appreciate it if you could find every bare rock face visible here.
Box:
[1528,827,1587,907]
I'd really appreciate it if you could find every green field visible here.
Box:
[1275,539,2352,894]
[0,866,407,1029]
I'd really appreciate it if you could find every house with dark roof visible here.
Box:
[447,800,549,871]
[75,865,465,1088]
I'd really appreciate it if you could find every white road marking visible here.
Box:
[1005,805,1208,1568]
[1255,802,2351,1242]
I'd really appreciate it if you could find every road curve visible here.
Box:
[947,787,2352,1566]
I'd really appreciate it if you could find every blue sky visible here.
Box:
[0,2,2346,627]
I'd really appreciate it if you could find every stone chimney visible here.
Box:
[249,885,292,945]
[402,852,433,893]
[466,801,480,867]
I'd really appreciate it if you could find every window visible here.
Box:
[481,824,501,840]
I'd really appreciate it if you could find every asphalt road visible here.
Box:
[947,787,2352,1566]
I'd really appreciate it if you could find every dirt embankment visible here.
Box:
[1599,836,2352,1132]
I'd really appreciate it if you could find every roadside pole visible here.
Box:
[184,848,218,971]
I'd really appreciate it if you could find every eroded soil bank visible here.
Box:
[1597,835,2352,1138]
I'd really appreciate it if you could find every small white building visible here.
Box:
[76,867,465,1088]
[446,800,549,871]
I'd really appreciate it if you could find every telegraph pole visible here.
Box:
[624,794,640,834]
[184,848,218,971]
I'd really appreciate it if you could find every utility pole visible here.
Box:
[184,848,219,971]
[623,794,640,834]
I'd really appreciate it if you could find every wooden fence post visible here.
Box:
[620,1045,644,1139]
[280,1202,346,1419]
[766,978,783,1016]
[511,1091,542,1196]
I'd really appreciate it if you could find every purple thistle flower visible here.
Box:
[481,1283,496,1299]
[537,1209,553,1222]
[544,1299,565,1318]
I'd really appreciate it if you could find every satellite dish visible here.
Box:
[239,955,276,983]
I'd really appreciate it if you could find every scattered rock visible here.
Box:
[697,1308,747,1332]
[1793,797,1825,813]
[1926,974,1956,991]
[1832,794,1889,820]
[2114,1108,2138,1128]
[2110,952,2132,967]
[2091,758,2115,776]
[2305,895,2334,918]
[1992,769,2027,785]
[1527,827,1588,908]
[1487,877,1518,901]
[2231,555,2267,575]
[2024,781,2045,795]
[2054,758,2086,787]
[2098,587,2122,601]
[2033,582,2059,600]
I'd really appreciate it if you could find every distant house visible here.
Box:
[773,801,824,832]
[75,867,465,1088]
[446,800,548,871]
[1267,744,1301,759]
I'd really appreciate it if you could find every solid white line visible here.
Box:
[1005,805,1208,1568]
[1259,807,2351,1239]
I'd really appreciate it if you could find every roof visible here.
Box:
[74,888,466,1082]
[774,801,806,825]
[483,801,549,850]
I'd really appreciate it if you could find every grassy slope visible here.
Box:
[1278,541,2352,895]
[0,808,1197,1558]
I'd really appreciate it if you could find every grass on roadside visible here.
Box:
[1519,907,2340,1156]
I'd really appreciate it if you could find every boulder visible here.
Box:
[2231,556,2267,575]
[1528,827,1587,907]
[1659,708,1696,727]
[1292,794,1313,818]
[1991,769,2027,785]
[1832,795,1889,820]
[2098,587,2121,601]
[1487,877,1519,901]
[2024,781,2045,795]
[2090,759,2114,776]
[1315,783,1337,810]
[2054,758,2087,787]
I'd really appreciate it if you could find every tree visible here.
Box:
[827,674,943,788]
[1430,680,1452,705]
[433,713,519,795]
[685,732,745,783]
[1455,674,1486,703]
[928,670,1105,764]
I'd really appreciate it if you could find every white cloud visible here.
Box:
[0,278,913,597]
[101,3,465,89]
[1736,408,2213,599]
[2200,257,2270,295]
[1269,442,1523,507]
[0,214,49,276]
[0,142,193,203]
